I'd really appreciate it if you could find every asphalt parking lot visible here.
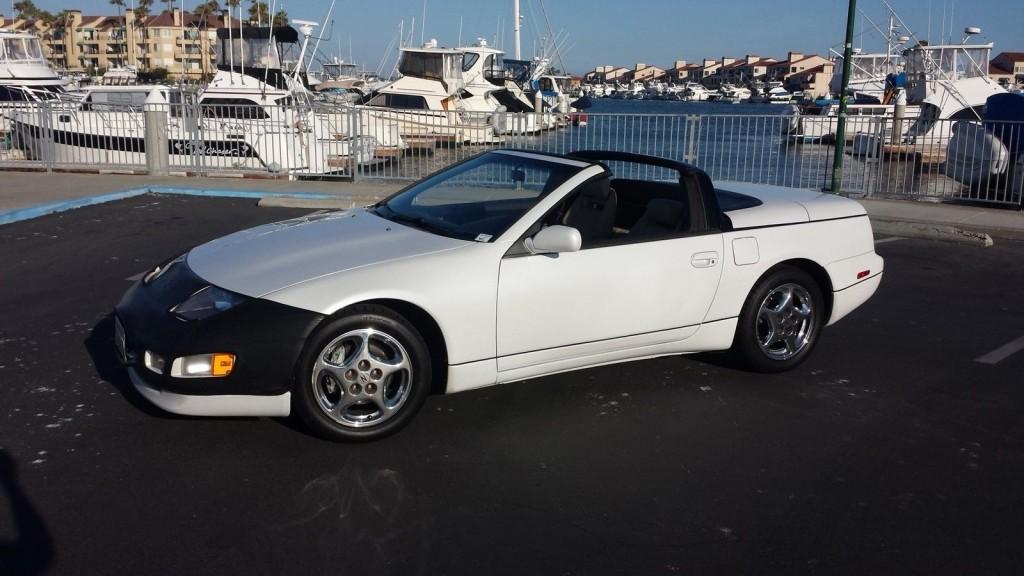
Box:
[2,194,1023,575]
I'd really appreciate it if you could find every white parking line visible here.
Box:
[975,335,1024,365]
[874,237,904,245]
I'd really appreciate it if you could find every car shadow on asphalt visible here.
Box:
[0,450,54,576]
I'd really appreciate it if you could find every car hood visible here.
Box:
[187,209,468,297]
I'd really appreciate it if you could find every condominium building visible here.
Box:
[768,52,834,97]
[989,52,1024,88]
[667,60,700,83]
[713,55,780,86]
[0,9,236,79]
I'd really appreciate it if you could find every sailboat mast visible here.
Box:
[513,0,521,59]
[239,4,245,78]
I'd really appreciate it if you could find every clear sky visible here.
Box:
[13,0,1024,73]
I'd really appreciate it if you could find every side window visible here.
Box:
[201,98,269,120]
[461,52,479,72]
[367,93,427,110]
[0,86,28,102]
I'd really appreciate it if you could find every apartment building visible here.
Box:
[711,55,779,86]
[700,57,739,88]
[989,52,1024,88]
[0,9,235,79]
[627,63,665,83]
[767,52,833,97]
[582,51,835,96]
[585,65,631,83]
[667,60,700,83]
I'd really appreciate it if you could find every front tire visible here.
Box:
[732,266,825,373]
[294,304,431,441]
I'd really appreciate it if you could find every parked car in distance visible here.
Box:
[114,149,883,440]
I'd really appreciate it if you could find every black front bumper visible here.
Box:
[114,258,325,396]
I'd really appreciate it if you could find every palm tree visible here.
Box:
[193,0,220,27]
[12,0,40,19]
[272,8,287,27]
[135,0,154,22]
[109,0,126,19]
[132,0,153,69]
[247,0,268,26]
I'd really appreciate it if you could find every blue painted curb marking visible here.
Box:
[0,186,337,226]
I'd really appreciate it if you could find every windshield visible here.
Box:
[375,152,583,241]
[4,38,29,60]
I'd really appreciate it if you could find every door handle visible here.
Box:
[691,251,719,268]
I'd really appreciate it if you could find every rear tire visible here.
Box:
[294,304,431,441]
[731,266,825,373]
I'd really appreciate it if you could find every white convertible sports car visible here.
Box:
[115,150,882,440]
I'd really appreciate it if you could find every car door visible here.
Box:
[495,189,724,377]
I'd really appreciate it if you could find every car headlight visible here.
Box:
[171,286,248,321]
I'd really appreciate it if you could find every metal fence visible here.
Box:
[2,99,1022,208]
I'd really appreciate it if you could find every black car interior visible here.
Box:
[527,150,725,248]
[546,172,708,247]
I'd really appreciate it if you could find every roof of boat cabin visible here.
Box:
[399,46,462,54]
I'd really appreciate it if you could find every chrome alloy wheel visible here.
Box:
[755,283,815,361]
[311,328,413,428]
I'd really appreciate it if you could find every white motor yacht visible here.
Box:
[717,84,751,103]
[456,39,542,134]
[363,40,500,145]
[797,36,1006,146]
[681,83,711,102]
[0,29,76,133]
[7,26,396,174]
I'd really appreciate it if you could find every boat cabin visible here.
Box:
[0,29,69,101]
[905,42,993,103]
[215,26,305,90]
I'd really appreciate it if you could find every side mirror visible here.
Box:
[525,225,582,255]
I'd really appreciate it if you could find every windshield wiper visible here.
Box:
[375,207,454,237]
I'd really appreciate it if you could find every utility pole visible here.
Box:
[830,0,857,194]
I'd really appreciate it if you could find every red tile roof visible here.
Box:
[770,55,825,67]
[995,51,1024,61]
[670,63,700,72]
[790,64,830,77]
[990,63,1013,75]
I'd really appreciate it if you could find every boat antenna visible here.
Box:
[239,3,245,79]
[420,0,426,46]
[942,0,950,45]
[927,0,931,42]
[309,0,336,74]
[537,0,567,74]
[949,0,954,45]
[457,16,462,47]
[224,0,234,84]
[264,0,277,89]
